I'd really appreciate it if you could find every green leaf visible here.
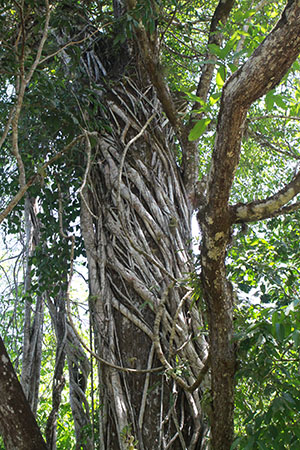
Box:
[238,282,252,293]
[282,392,295,406]
[216,65,227,88]
[265,90,275,110]
[182,90,206,106]
[244,435,256,450]
[275,322,285,341]
[274,95,286,109]
[208,43,227,59]
[228,63,238,73]
[257,442,269,450]
[265,90,286,111]
[209,92,221,105]
[188,118,211,141]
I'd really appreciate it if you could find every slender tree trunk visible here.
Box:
[200,216,236,450]
[46,291,67,450]
[47,290,93,450]
[21,196,44,416]
[66,324,92,450]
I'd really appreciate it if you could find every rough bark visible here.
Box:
[0,335,48,450]
[80,76,209,449]
[198,2,300,448]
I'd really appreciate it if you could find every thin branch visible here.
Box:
[164,29,204,56]
[231,170,300,223]
[10,0,51,189]
[153,284,191,391]
[169,290,191,356]
[25,0,51,83]
[188,354,210,392]
[126,0,182,135]
[79,131,98,220]
[38,28,100,66]
[162,42,201,61]
[153,285,209,393]
[181,0,236,199]
[138,344,155,430]
[250,114,300,123]
[250,130,300,160]
[0,107,15,150]
[66,301,164,374]
[194,0,236,110]
[158,5,177,51]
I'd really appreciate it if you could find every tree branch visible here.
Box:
[205,0,300,214]
[230,171,300,223]
[250,129,300,160]
[181,0,236,201]
[195,0,236,106]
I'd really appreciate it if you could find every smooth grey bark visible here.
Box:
[66,325,92,450]
[20,196,44,416]
[46,291,67,450]
[47,290,93,450]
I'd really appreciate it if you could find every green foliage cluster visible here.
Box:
[233,300,300,450]
[228,212,300,448]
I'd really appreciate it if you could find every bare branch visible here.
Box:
[79,131,99,220]
[231,170,300,223]
[66,292,164,374]
[195,0,236,106]
[250,115,300,122]
[250,129,300,160]
[125,0,185,148]
[0,107,15,150]
[153,285,191,391]
[117,112,156,208]
[38,28,101,66]
[10,0,51,190]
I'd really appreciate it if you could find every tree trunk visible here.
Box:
[66,324,92,450]
[21,196,44,416]
[0,335,48,450]
[80,74,209,449]
[47,289,93,450]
